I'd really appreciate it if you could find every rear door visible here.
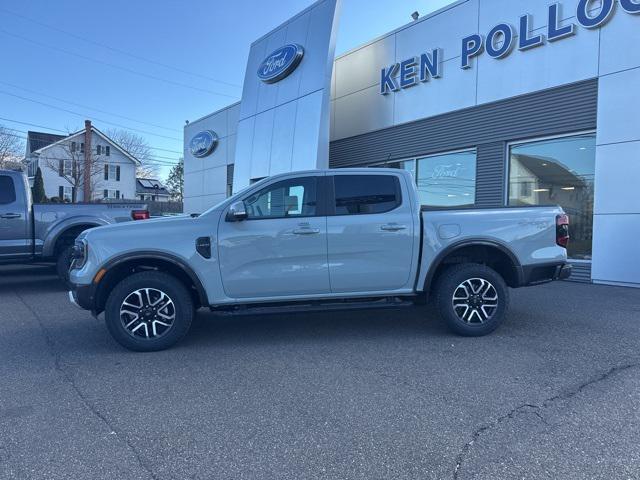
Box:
[0,174,29,259]
[217,173,331,299]
[326,172,416,293]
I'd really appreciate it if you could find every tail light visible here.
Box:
[132,209,150,221]
[556,214,570,248]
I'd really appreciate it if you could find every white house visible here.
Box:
[26,120,139,202]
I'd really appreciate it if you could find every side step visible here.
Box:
[211,296,417,317]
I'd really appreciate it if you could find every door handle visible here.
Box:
[293,227,321,235]
[380,223,407,232]
[0,213,21,219]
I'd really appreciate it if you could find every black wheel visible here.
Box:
[104,271,194,352]
[435,264,509,337]
[56,246,74,287]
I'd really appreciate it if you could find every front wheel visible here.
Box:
[435,264,509,337]
[104,271,194,352]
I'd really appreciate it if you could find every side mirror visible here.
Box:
[226,200,248,222]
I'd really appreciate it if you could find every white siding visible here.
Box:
[32,131,138,202]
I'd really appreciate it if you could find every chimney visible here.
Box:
[83,120,92,201]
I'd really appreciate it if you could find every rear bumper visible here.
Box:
[521,262,572,286]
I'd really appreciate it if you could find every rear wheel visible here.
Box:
[104,271,194,352]
[435,264,509,337]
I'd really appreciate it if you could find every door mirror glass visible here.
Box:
[226,201,248,222]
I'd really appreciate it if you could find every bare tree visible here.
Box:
[105,128,157,178]
[42,140,104,202]
[0,125,25,170]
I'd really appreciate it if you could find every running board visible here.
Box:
[211,297,416,316]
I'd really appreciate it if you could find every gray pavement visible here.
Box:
[0,263,638,480]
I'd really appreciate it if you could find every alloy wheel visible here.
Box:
[452,278,499,324]
[119,288,176,339]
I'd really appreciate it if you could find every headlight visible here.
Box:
[71,239,88,269]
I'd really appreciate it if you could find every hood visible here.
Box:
[92,214,195,233]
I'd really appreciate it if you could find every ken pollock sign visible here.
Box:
[380,0,640,95]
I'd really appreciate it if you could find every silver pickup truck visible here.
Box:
[69,168,571,352]
[0,169,149,283]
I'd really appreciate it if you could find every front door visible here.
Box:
[326,173,416,293]
[0,174,29,259]
[217,174,330,299]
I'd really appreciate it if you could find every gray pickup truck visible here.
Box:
[0,169,149,283]
[69,168,571,352]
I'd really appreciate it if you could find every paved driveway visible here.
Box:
[0,264,639,480]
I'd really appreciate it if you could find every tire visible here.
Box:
[56,246,74,288]
[104,271,194,352]
[435,263,509,337]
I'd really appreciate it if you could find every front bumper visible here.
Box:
[68,283,97,313]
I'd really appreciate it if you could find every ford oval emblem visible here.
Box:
[190,130,218,158]
[257,44,305,84]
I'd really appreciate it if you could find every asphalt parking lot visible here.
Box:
[0,264,639,480]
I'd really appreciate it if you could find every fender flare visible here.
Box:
[97,251,210,308]
[42,217,108,257]
[421,238,524,292]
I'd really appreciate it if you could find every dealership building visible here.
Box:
[184,0,640,287]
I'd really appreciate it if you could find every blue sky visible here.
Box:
[0,0,454,178]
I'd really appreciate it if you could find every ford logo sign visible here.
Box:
[190,130,218,158]
[257,44,305,84]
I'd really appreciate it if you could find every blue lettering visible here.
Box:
[461,34,484,69]
[486,23,516,58]
[577,0,616,28]
[419,49,442,81]
[399,58,419,88]
[548,3,576,42]
[380,63,400,95]
[621,0,640,13]
[519,14,545,50]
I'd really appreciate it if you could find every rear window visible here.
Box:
[0,176,16,205]
[333,175,401,215]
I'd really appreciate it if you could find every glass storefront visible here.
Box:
[508,133,596,260]
[398,150,477,208]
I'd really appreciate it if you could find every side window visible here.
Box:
[0,176,17,205]
[333,175,401,215]
[244,177,317,219]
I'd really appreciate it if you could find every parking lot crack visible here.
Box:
[14,291,160,480]
[453,361,640,480]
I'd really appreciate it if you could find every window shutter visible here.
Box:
[116,190,120,199]
[103,189,108,199]
[58,159,64,176]
[59,186,63,199]
[72,187,76,202]
[71,142,76,152]
[116,166,120,181]
[104,164,109,180]
[106,146,110,156]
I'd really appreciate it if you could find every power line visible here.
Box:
[0,90,182,141]
[0,7,243,90]
[0,80,180,133]
[0,117,183,155]
[0,28,241,100]
[3,130,181,166]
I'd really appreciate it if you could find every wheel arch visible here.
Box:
[43,218,106,257]
[422,239,524,296]
[93,252,209,314]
